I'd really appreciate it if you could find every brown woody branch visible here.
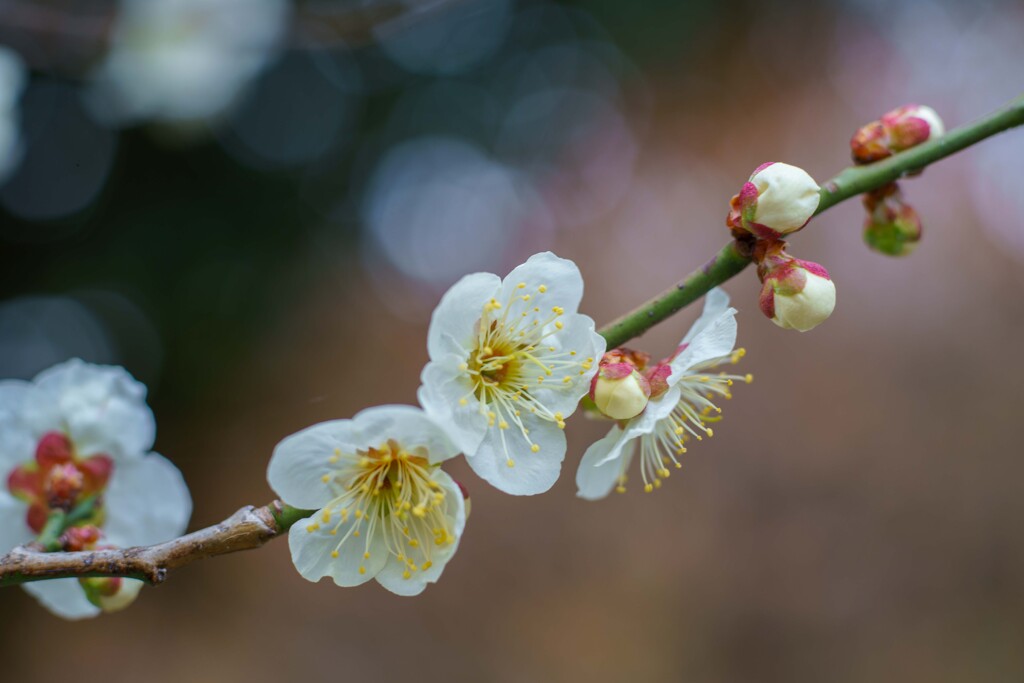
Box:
[0,502,307,587]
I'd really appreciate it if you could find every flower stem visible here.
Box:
[35,511,67,552]
[598,93,1024,349]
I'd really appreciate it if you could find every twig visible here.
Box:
[2,94,1023,588]
[0,502,311,587]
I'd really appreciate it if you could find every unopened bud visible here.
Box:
[62,525,103,552]
[851,104,944,164]
[589,349,652,420]
[862,184,922,256]
[882,104,944,151]
[759,255,836,332]
[80,577,144,613]
[727,162,821,239]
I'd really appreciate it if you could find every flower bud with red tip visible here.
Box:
[882,104,944,151]
[727,162,821,239]
[851,104,944,164]
[757,246,836,332]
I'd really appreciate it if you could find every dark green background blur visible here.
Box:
[3,0,1024,681]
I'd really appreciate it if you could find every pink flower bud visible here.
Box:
[862,184,922,256]
[851,104,944,164]
[759,256,836,332]
[881,104,944,151]
[727,162,821,239]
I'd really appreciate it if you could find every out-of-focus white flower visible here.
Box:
[268,405,467,596]
[576,289,749,500]
[727,162,821,239]
[418,252,606,495]
[0,46,26,184]
[0,359,191,619]
[89,0,288,125]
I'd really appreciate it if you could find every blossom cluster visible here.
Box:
[1,360,191,619]
[265,249,758,596]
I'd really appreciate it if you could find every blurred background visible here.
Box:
[2,0,1024,680]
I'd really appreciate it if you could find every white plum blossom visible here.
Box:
[418,252,606,495]
[89,0,288,125]
[0,46,26,184]
[0,359,192,619]
[268,405,466,596]
[576,289,749,500]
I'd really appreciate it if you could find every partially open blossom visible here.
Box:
[862,183,922,256]
[0,359,191,619]
[758,250,836,332]
[418,252,606,495]
[590,349,651,420]
[851,104,945,163]
[727,162,821,239]
[268,405,466,596]
[576,289,751,500]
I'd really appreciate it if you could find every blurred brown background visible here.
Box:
[2,0,1024,681]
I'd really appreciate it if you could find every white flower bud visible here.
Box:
[592,369,650,420]
[765,271,836,332]
[748,162,821,235]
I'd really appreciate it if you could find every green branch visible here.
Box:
[598,93,1024,349]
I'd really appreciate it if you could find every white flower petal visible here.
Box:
[499,251,585,313]
[23,579,101,620]
[102,453,192,547]
[681,288,731,345]
[287,511,388,587]
[417,357,488,456]
[351,404,460,464]
[576,426,633,501]
[374,470,465,596]
[0,491,31,553]
[426,272,501,358]
[467,417,566,495]
[669,309,737,378]
[267,419,363,510]
[530,312,606,417]
[593,385,681,466]
[0,380,33,472]
[26,359,155,460]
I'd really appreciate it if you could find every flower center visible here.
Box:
[455,283,594,467]
[309,439,455,580]
[6,431,113,533]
